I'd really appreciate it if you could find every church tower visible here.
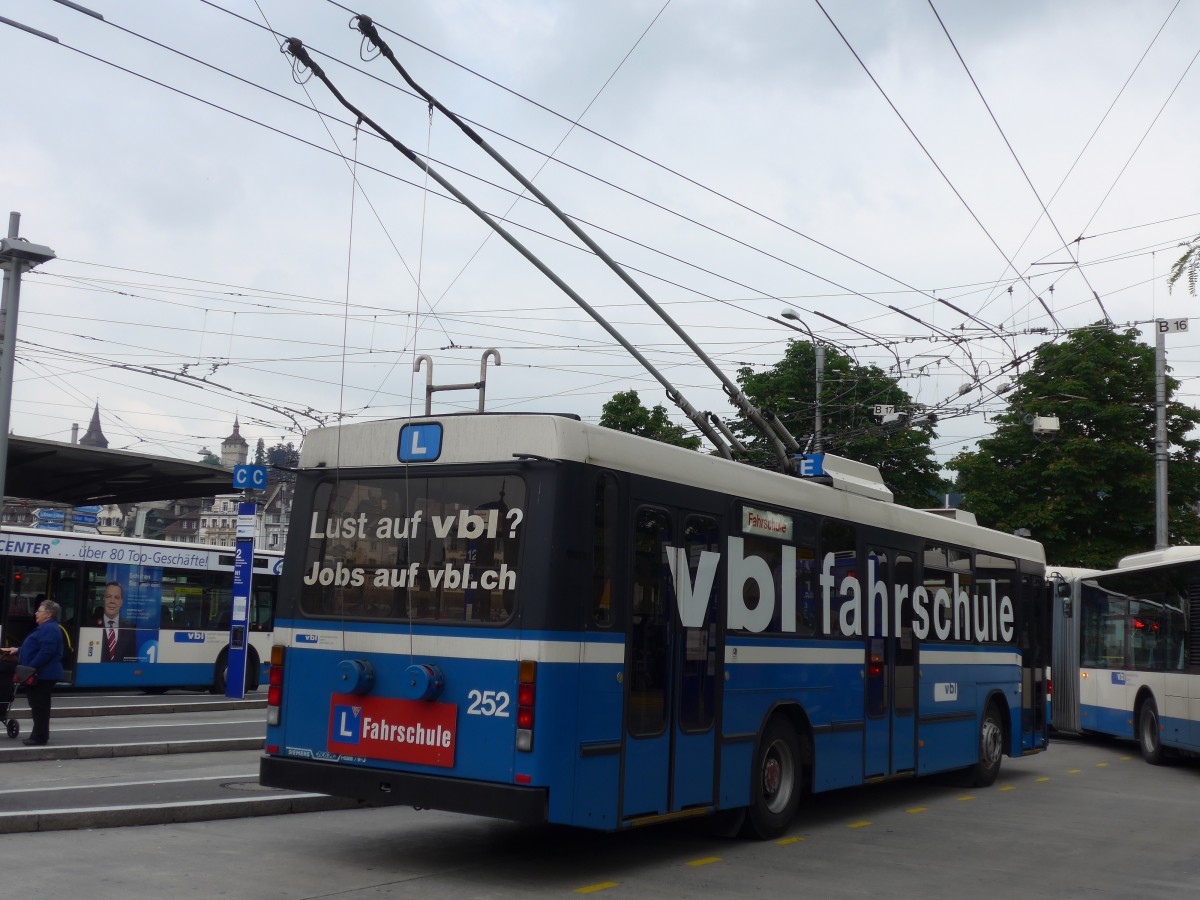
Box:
[220,416,249,469]
[79,403,109,449]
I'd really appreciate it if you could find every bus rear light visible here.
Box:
[516,660,536,752]
[266,643,286,726]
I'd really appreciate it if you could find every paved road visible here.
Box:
[3,736,1199,899]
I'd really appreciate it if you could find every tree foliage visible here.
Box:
[599,390,702,450]
[735,340,947,508]
[948,324,1200,567]
[254,438,266,465]
[1168,236,1199,297]
[197,447,220,466]
[266,442,300,468]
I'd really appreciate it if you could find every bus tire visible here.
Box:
[212,650,257,694]
[246,649,261,692]
[743,716,801,840]
[969,703,1004,787]
[211,652,227,694]
[1138,698,1165,765]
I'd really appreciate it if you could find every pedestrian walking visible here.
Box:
[1,599,65,745]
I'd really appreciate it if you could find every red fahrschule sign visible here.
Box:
[328,693,457,767]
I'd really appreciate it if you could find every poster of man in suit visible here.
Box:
[97,581,137,662]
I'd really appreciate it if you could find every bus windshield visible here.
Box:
[300,473,524,624]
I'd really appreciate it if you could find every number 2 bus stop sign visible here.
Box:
[226,501,256,699]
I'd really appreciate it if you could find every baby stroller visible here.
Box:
[0,657,20,739]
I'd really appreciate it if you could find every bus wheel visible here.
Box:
[211,651,256,694]
[245,650,261,692]
[211,651,228,694]
[969,704,1004,787]
[1138,698,1165,765]
[744,717,801,840]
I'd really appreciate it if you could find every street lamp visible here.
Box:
[0,212,57,509]
[778,307,824,453]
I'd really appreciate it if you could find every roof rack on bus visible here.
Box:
[805,454,894,503]
[1117,546,1200,568]
[920,507,978,525]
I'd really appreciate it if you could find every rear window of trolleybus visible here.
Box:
[298,474,525,625]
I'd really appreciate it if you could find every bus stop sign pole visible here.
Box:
[226,500,256,699]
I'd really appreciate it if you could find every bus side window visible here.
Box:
[592,474,619,628]
[819,521,857,637]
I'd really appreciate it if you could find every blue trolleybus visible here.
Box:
[0,527,280,692]
[260,413,1050,837]
[1051,548,1200,763]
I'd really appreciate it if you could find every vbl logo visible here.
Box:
[296,633,319,644]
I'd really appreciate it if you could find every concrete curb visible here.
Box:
[27,698,268,720]
[0,736,264,762]
[0,793,364,834]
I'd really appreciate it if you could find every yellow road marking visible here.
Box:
[1068,769,1082,774]
[775,836,804,845]
[575,882,618,894]
[957,795,975,801]
[1036,777,1050,782]
[906,807,927,814]
[688,857,720,867]
[998,785,1015,791]
[1120,756,1132,761]
[1096,763,1108,768]
[848,820,872,828]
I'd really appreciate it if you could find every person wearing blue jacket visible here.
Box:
[12,599,65,745]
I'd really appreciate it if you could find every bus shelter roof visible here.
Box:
[5,435,235,505]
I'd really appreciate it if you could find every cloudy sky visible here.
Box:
[3,0,1199,471]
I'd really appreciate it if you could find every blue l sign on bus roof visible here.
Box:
[398,423,442,462]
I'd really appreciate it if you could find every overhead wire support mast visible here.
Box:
[280,38,733,460]
[348,16,795,471]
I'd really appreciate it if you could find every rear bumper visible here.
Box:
[260,754,549,823]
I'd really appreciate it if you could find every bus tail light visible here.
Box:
[516,660,536,752]
[266,644,286,726]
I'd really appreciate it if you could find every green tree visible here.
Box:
[254,438,266,466]
[265,441,300,483]
[1168,235,1199,297]
[197,447,220,466]
[948,324,1200,567]
[599,390,702,450]
[735,340,947,508]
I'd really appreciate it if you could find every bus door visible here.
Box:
[621,506,721,819]
[0,558,79,656]
[864,548,917,778]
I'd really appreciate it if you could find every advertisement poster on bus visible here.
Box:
[103,564,162,663]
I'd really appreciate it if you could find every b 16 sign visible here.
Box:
[328,694,457,767]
